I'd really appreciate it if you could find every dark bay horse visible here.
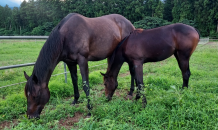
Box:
[101,23,199,106]
[23,13,135,118]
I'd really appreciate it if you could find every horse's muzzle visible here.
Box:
[106,96,112,101]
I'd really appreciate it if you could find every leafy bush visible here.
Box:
[179,19,197,28]
[21,29,31,35]
[0,28,5,35]
[146,76,176,90]
[133,16,172,29]
[43,22,54,33]
[31,26,44,35]
[48,81,73,98]
[0,93,26,122]
[0,28,13,35]
[209,31,218,39]
[89,71,103,87]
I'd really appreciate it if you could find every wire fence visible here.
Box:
[0,63,107,89]
[198,37,209,44]
[0,36,216,89]
[0,36,107,89]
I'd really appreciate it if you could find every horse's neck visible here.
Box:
[107,54,124,79]
[31,23,64,83]
[32,51,60,83]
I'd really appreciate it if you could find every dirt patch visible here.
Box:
[65,97,72,101]
[199,42,218,47]
[206,42,217,44]
[96,85,105,97]
[114,89,137,101]
[59,112,83,129]
[114,91,121,97]
[0,120,18,129]
[206,42,218,47]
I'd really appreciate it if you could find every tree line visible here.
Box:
[0,0,217,38]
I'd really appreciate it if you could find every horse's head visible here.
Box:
[100,72,118,100]
[24,71,50,119]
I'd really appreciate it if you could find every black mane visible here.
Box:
[27,13,75,93]
[107,36,129,73]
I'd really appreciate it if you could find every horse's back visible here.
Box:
[123,23,199,62]
[59,13,133,37]
[58,13,134,61]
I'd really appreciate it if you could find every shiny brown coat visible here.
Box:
[102,23,199,106]
[24,13,135,118]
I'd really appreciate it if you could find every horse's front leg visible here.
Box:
[78,55,92,117]
[127,63,135,100]
[66,63,80,105]
[134,62,147,108]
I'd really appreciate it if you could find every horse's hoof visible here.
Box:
[71,102,76,106]
[126,95,133,100]
[135,95,140,100]
[71,100,78,106]
[86,113,91,118]
[142,103,147,108]
[86,115,91,118]
[142,99,147,108]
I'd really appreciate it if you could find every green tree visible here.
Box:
[163,0,173,21]
[172,0,181,23]
[194,0,218,36]
[154,1,164,18]
[11,7,20,35]
[3,5,12,30]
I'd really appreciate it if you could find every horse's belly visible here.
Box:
[144,49,174,62]
[87,55,107,61]
[87,50,110,61]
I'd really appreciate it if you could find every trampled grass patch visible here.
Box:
[0,40,218,129]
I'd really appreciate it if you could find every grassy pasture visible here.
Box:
[0,40,218,129]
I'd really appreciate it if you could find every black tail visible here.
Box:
[195,28,201,39]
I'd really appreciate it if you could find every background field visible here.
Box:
[0,40,218,129]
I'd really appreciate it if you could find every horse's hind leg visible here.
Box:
[77,55,92,117]
[174,51,191,88]
[67,63,80,105]
[182,64,191,88]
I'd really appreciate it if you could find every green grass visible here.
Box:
[0,40,218,129]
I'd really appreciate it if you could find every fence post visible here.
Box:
[64,62,67,83]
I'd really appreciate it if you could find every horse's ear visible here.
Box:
[24,71,29,80]
[32,74,38,84]
[100,72,108,78]
[100,72,106,76]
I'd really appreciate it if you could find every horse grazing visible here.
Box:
[23,13,135,119]
[101,23,199,106]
